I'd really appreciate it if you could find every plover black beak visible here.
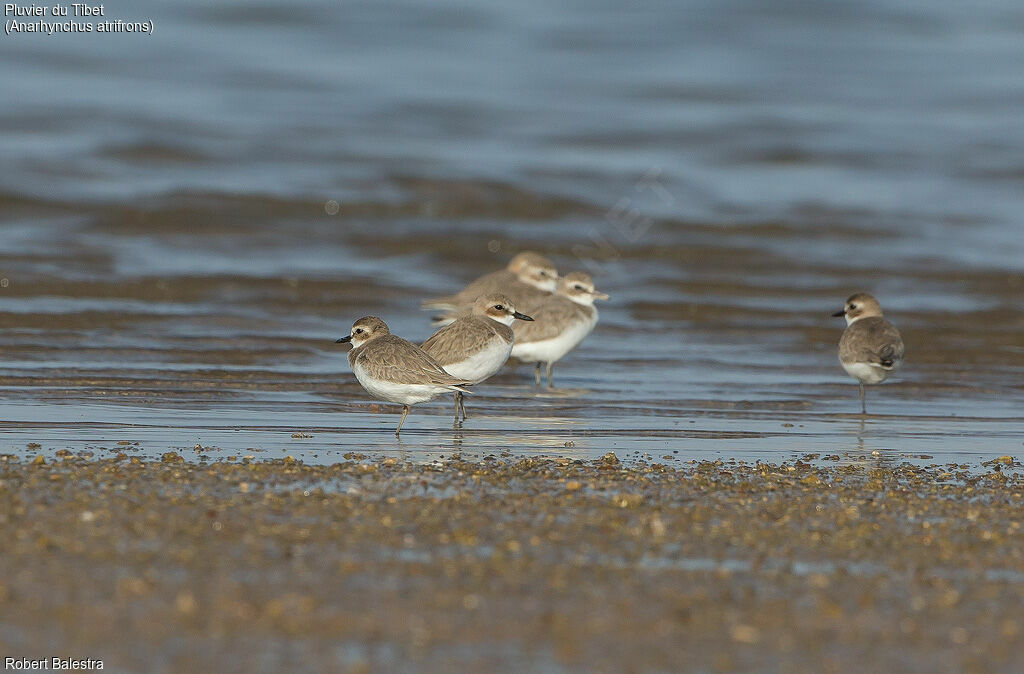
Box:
[831,309,846,318]
[335,335,352,343]
[513,311,534,321]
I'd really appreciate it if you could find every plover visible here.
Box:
[421,293,533,422]
[511,271,608,388]
[336,316,472,436]
[833,292,905,415]
[422,251,558,316]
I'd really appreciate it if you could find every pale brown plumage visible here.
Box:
[838,316,905,369]
[512,299,595,344]
[511,272,607,387]
[512,272,602,344]
[421,315,513,368]
[337,316,471,436]
[834,292,905,415]
[349,334,471,388]
[421,294,531,423]
[422,251,557,313]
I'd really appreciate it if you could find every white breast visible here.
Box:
[511,313,597,364]
[441,337,512,384]
[352,362,447,405]
[841,361,893,385]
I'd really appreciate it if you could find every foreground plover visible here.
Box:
[422,251,558,317]
[833,293,905,415]
[511,271,608,388]
[421,294,533,422]
[336,317,471,436]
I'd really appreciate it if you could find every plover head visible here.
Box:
[558,271,610,306]
[508,251,558,292]
[336,316,390,348]
[832,292,884,325]
[473,293,533,326]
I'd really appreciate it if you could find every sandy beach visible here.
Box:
[3,452,1023,671]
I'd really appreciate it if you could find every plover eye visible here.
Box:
[494,305,504,311]
[574,284,585,291]
[355,328,363,334]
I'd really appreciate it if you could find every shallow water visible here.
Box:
[1,0,1023,463]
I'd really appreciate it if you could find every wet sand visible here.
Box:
[3,452,1023,672]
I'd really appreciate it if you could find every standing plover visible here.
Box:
[833,293,904,415]
[422,251,558,315]
[511,271,608,388]
[421,293,533,422]
[336,317,471,436]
